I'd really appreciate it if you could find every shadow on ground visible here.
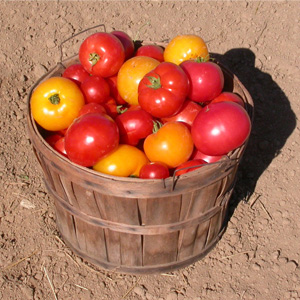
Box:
[213,49,296,212]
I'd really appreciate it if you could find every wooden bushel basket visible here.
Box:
[27,52,254,274]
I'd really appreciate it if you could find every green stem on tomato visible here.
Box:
[146,75,161,89]
[152,120,163,133]
[89,52,100,66]
[49,93,60,105]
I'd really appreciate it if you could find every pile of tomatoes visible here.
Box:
[30,30,251,179]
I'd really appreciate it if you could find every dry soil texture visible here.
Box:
[0,1,300,300]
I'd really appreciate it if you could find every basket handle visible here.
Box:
[59,24,106,65]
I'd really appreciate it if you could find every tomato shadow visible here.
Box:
[212,49,296,214]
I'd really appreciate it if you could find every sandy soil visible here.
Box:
[1,1,300,299]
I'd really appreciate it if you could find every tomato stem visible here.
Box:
[146,75,161,89]
[89,52,100,66]
[49,93,60,105]
[152,120,163,133]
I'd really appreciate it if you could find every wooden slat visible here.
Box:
[177,181,222,259]
[141,195,182,265]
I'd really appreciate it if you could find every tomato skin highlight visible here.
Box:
[64,113,119,167]
[139,162,170,179]
[79,32,125,78]
[144,121,194,168]
[93,144,149,177]
[30,77,85,131]
[191,102,251,156]
[138,62,189,118]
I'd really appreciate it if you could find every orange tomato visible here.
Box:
[164,34,209,65]
[144,122,194,168]
[30,77,85,131]
[117,56,160,105]
[93,144,149,177]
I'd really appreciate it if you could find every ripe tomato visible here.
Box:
[117,56,160,105]
[191,102,251,156]
[138,62,189,118]
[65,113,119,167]
[139,162,170,179]
[115,109,154,146]
[191,149,223,163]
[164,34,209,65]
[161,100,202,128]
[78,103,107,117]
[136,44,164,62]
[80,76,110,104]
[31,77,85,131]
[180,60,224,103]
[53,136,67,157]
[45,133,64,148]
[106,75,126,105]
[175,159,207,176]
[62,63,90,86]
[79,32,125,77]
[111,30,135,60]
[210,92,244,107]
[93,144,149,177]
[144,122,194,168]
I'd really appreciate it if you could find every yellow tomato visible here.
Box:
[93,144,149,177]
[144,122,194,168]
[30,77,85,131]
[164,34,209,65]
[117,56,160,105]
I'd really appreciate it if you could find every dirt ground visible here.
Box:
[1,1,300,299]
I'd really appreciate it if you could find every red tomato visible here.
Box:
[106,75,126,105]
[115,109,154,146]
[144,122,194,168]
[210,92,244,107]
[102,97,124,119]
[79,32,125,77]
[62,63,90,86]
[78,103,107,117]
[138,62,189,118]
[139,162,170,179]
[136,44,164,62]
[45,133,63,148]
[161,100,202,128]
[180,61,224,103]
[191,148,223,163]
[111,30,135,60]
[175,159,207,176]
[54,137,67,157]
[191,102,251,156]
[80,76,110,104]
[65,113,119,167]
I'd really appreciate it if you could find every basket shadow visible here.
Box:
[212,48,296,216]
